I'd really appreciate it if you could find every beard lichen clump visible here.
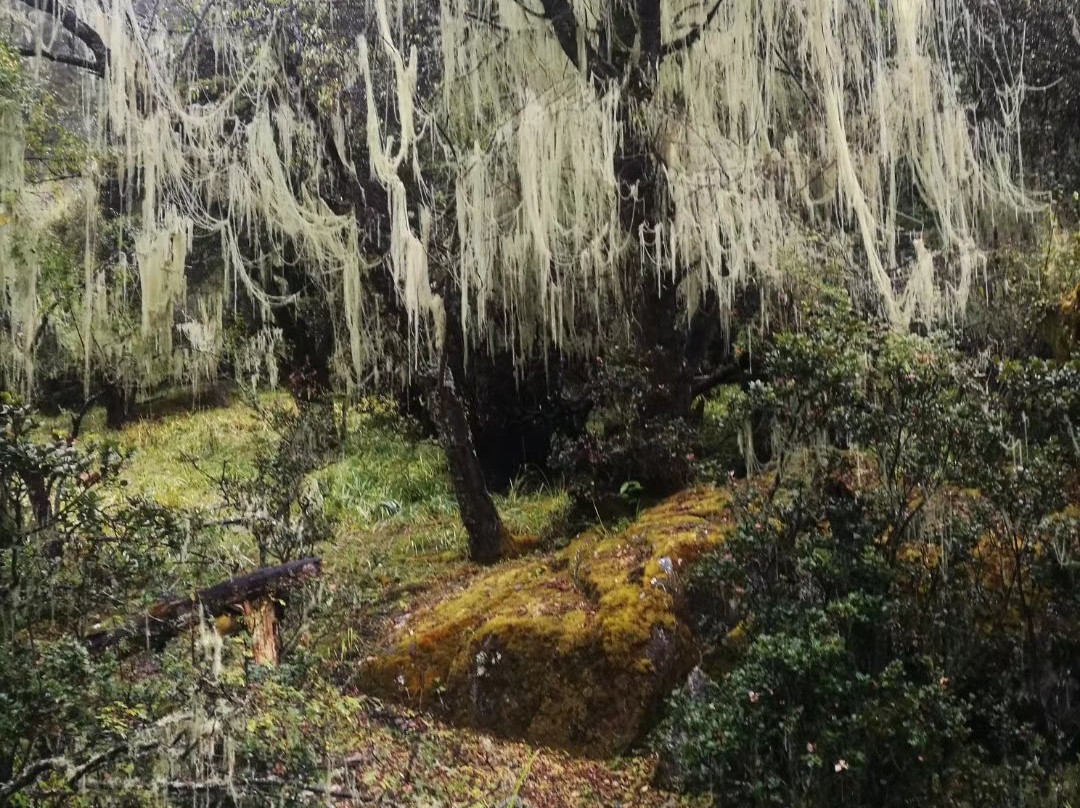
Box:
[360,486,735,754]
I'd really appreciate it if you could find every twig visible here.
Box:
[12,0,109,76]
[16,44,98,73]
[80,775,373,801]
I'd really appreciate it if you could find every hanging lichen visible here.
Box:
[3,0,1035,395]
[0,85,38,396]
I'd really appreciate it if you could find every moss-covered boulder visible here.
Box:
[359,487,735,755]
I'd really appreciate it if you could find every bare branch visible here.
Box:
[463,10,508,31]
[82,775,371,801]
[536,0,618,86]
[691,362,742,399]
[509,0,547,19]
[17,44,100,73]
[0,714,186,802]
[662,0,727,57]
[177,0,222,66]
[25,172,85,184]
[0,757,67,802]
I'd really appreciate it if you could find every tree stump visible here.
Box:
[244,596,280,667]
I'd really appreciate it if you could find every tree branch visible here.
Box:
[177,0,222,66]
[0,714,186,803]
[0,757,67,802]
[84,557,322,656]
[463,9,508,31]
[662,0,727,57]
[25,172,85,185]
[509,0,547,20]
[17,44,100,73]
[82,775,371,801]
[691,362,742,400]
[536,0,618,86]
[13,0,109,76]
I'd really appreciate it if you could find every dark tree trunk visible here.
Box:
[102,380,137,429]
[608,0,728,425]
[429,359,510,565]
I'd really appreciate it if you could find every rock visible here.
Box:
[651,665,719,790]
[685,665,711,701]
[359,486,736,755]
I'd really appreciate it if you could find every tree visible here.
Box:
[0,400,196,795]
[1,0,1032,562]
[963,0,1080,200]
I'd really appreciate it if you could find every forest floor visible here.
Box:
[55,395,705,807]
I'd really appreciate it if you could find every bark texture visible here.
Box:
[245,596,281,667]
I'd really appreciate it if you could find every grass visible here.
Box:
[50,393,570,641]
[39,393,570,553]
[36,392,288,508]
[319,409,455,523]
[311,401,570,593]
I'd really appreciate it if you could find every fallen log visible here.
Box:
[84,557,322,657]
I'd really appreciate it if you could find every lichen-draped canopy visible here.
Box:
[440,0,1030,345]
[0,0,1030,394]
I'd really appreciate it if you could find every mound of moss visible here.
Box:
[359,487,735,755]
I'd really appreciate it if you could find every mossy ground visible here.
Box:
[50,396,706,805]
[37,392,286,507]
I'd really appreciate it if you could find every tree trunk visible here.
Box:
[102,380,137,429]
[429,360,510,565]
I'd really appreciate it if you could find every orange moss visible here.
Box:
[359,486,735,754]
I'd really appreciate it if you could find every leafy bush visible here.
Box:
[552,349,697,516]
[0,400,225,795]
[656,304,1080,807]
[211,395,339,564]
[959,223,1080,360]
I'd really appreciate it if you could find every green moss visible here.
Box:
[360,486,736,755]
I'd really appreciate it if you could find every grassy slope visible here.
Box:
[64,397,700,807]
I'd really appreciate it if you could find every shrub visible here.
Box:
[551,349,697,517]
[0,397,343,804]
[0,400,222,794]
[656,305,1080,807]
[212,395,339,564]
